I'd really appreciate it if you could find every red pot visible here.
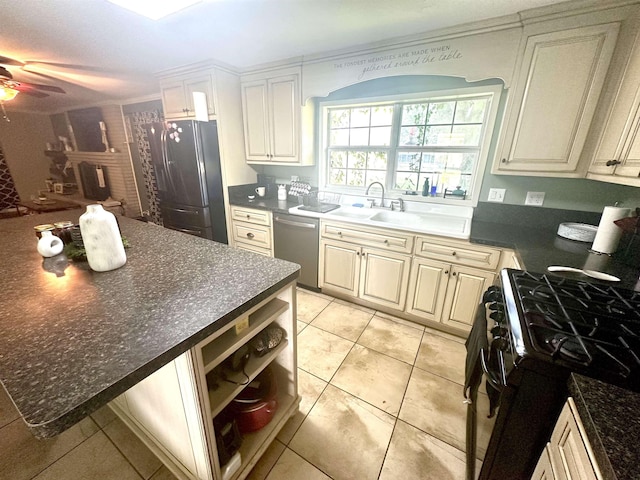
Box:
[232,368,278,433]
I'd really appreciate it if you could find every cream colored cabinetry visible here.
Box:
[587,15,640,186]
[160,73,216,120]
[319,221,413,310]
[241,66,314,165]
[406,236,500,332]
[230,206,273,256]
[533,397,602,480]
[493,23,619,177]
[110,283,299,480]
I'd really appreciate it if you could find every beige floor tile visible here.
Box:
[374,310,425,331]
[91,404,118,428]
[0,416,99,480]
[0,385,19,429]
[310,301,373,341]
[414,332,466,385]
[289,385,395,480]
[33,430,142,480]
[379,420,471,480]
[398,368,494,458]
[265,448,331,480]
[297,325,354,381]
[297,289,332,323]
[277,369,327,444]
[149,466,179,480]
[332,297,376,314]
[296,320,308,335]
[424,325,466,344]
[358,315,423,364]
[246,439,286,480]
[331,344,412,415]
[103,417,162,479]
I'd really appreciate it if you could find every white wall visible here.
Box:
[0,112,55,201]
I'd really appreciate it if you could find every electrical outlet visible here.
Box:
[488,188,506,203]
[525,191,545,206]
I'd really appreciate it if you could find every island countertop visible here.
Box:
[0,211,300,438]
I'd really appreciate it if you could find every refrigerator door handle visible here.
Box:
[161,129,177,194]
[171,208,199,215]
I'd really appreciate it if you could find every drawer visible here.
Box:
[232,221,272,249]
[234,241,272,257]
[415,236,501,270]
[320,221,413,254]
[230,206,271,226]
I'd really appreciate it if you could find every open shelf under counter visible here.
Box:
[200,297,289,374]
[207,339,289,419]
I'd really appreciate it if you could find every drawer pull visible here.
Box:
[606,160,621,166]
[246,214,251,219]
[452,251,457,256]
[246,232,255,239]
[384,239,389,244]
[338,231,342,236]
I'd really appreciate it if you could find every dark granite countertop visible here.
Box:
[0,211,299,438]
[569,375,640,480]
[228,184,300,214]
[470,202,640,291]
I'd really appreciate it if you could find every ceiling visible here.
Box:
[1,0,572,113]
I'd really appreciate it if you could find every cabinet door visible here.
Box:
[496,23,618,175]
[617,109,640,179]
[161,80,189,119]
[185,75,216,118]
[532,445,559,480]
[359,248,411,310]
[241,80,270,161]
[405,257,449,322]
[319,239,360,297]
[268,75,299,162]
[442,266,495,332]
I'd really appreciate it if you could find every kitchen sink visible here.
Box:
[369,210,425,226]
[326,206,374,219]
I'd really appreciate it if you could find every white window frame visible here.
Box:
[318,85,502,207]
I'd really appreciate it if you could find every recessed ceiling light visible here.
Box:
[107,0,202,20]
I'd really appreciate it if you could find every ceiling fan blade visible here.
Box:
[0,55,25,67]
[12,85,49,98]
[24,61,118,74]
[17,82,65,94]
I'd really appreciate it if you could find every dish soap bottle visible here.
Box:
[79,204,127,272]
[422,178,429,197]
[278,184,287,200]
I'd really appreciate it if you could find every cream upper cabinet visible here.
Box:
[587,15,640,186]
[160,72,216,121]
[494,23,619,177]
[241,66,314,165]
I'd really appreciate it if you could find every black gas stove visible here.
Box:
[501,268,640,391]
[470,269,640,480]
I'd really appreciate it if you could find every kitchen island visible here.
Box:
[0,211,300,480]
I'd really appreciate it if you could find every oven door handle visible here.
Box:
[479,347,506,390]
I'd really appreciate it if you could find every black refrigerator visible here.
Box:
[145,120,228,243]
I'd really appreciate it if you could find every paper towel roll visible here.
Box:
[591,206,630,254]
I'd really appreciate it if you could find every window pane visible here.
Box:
[426,102,454,124]
[330,109,350,128]
[330,129,349,146]
[350,128,369,146]
[329,168,346,185]
[347,169,365,186]
[399,126,424,146]
[402,104,427,125]
[454,99,488,124]
[366,170,387,185]
[330,150,347,168]
[371,105,393,126]
[424,125,452,145]
[395,172,418,191]
[397,152,421,172]
[367,152,388,170]
[452,125,482,146]
[351,108,370,127]
[420,152,446,172]
[461,153,477,174]
[347,151,367,169]
[370,127,391,146]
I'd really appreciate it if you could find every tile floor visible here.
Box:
[0,288,494,480]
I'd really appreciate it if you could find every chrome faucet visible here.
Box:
[365,181,385,208]
[391,197,404,212]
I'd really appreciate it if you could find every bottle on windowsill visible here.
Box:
[422,178,429,197]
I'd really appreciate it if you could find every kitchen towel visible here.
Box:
[591,206,631,254]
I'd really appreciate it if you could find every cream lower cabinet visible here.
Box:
[229,205,273,257]
[532,397,602,480]
[405,257,496,331]
[109,283,299,480]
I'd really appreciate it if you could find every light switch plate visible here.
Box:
[488,188,506,202]
[525,191,545,206]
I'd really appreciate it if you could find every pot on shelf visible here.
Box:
[231,367,278,433]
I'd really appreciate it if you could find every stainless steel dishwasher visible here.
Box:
[273,213,319,289]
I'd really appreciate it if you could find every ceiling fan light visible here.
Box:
[0,86,19,101]
[107,0,202,20]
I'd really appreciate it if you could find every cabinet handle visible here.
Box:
[338,231,342,236]
[246,214,251,219]
[246,232,255,239]
[383,239,389,244]
[501,158,507,163]
[444,270,449,274]
[452,251,457,256]
[452,271,457,276]
[356,251,360,256]
[606,160,622,166]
